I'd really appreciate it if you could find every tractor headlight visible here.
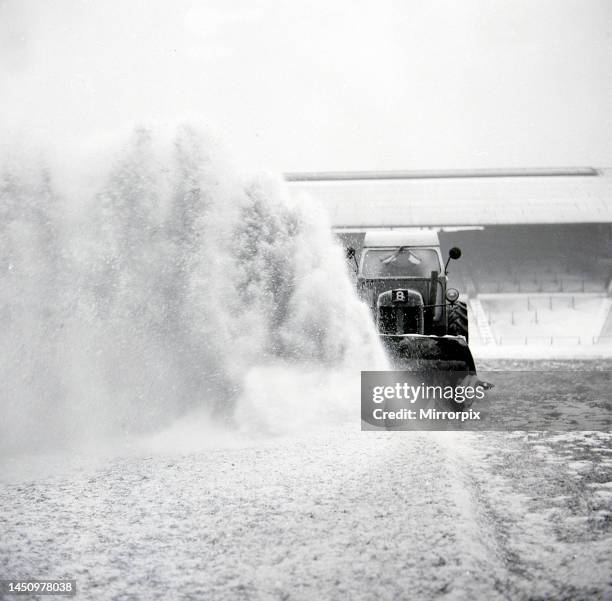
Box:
[446,288,460,303]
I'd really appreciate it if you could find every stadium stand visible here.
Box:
[439,224,611,347]
[286,168,612,352]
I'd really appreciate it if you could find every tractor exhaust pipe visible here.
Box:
[427,270,438,330]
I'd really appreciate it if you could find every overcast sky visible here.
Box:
[1,0,611,171]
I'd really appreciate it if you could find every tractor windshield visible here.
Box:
[361,248,441,278]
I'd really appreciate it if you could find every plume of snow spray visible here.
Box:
[0,124,385,454]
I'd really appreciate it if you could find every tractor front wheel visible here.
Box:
[448,301,469,342]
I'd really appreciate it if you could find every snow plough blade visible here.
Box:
[380,334,477,374]
[373,334,483,418]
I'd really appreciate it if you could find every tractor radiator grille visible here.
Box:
[378,306,420,335]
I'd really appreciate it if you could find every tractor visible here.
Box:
[344,230,476,375]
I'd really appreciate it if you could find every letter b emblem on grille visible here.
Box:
[392,289,408,303]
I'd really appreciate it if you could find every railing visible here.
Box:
[490,307,564,325]
[477,278,606,294]
[480,295,602,325]
[480,336,612,345]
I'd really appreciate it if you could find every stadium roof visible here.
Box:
[284,168,612,228]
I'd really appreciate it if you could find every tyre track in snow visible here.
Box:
[442,431,612,601]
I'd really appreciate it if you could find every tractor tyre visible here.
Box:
[448,301,469,343]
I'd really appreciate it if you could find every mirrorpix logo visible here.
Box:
[361,371,485,430]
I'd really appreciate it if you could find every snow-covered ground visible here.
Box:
[1,422,610,600]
